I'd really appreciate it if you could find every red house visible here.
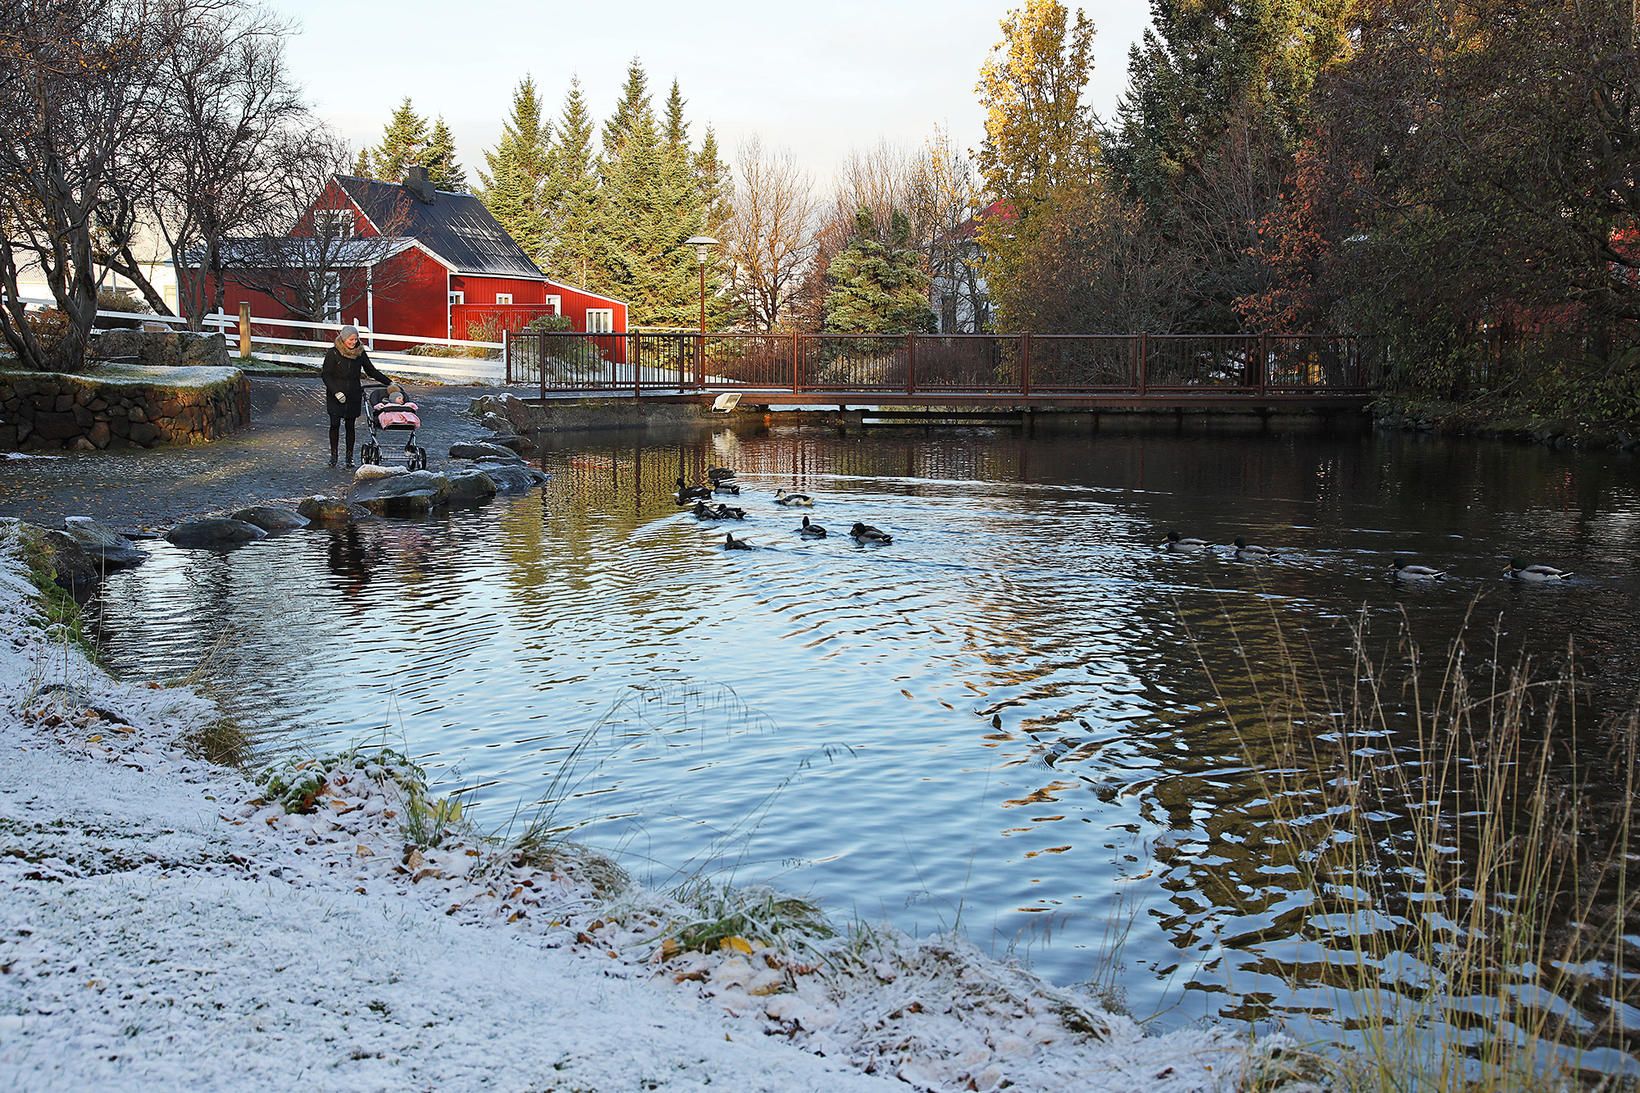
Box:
[184,166,627,348]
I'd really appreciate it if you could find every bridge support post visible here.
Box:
[906,333,916,395]
[1021,332,1032,398]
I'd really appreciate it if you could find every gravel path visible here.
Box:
[0,377,517,533]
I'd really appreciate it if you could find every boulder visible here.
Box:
[230,504,309,533]
[484,432,530,452]
[89,329,228,368]
[297,495,370,524]
[480,463,550,492]
[30,528,102,591]
[354,463,407,482]
[449,441,517,461]
[165,517,267,549]
[444,468,499,505]
[350,470,451,517]
[61,516,147,567]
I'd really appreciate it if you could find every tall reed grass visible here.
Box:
[1197,604,1639,1089]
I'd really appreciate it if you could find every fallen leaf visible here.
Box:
[660,938,680,960]
[355,845,373,857]
[720,936,754,955]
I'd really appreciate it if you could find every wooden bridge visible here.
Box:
[503,331,1371,409]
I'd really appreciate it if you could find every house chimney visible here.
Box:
[404,164,436,204]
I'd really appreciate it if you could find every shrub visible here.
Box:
[96,287,151,329]
[523,313,573,334]
[24,306,69,356]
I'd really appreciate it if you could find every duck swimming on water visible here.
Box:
[724,532,754,551]
[1233,536,1279,559]
[1391,557,1447,581]
[675,477,712,504]
[1160,530,1210,553]
[850,521,893,544]
[797,515,827,539]
[774,488,814,507]
[1504,558,1571,581]
[707,466,737,484]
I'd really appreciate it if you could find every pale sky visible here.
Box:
[275,0,1153,187]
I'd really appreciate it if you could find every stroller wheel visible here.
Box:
[362,442,381,466]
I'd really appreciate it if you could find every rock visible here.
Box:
[449,441,517,461]
[296,495,370,524]
[443,468,499,505]
[354,464,407,482]
[484,432,530,452]
[230,504,309,533]
[165,517,266,549]
[22,527,103,591]
[480,463,550,492]
[61,516,147,566]
[350,470,451,517]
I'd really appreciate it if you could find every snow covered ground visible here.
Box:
[0,520,1271,1091]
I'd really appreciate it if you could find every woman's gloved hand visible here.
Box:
[334,391,345,402]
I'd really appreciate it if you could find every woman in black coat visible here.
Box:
[321,325,391,466]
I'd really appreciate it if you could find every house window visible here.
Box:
[585,308,614,334]
[545,295,562,316]
[315,209,353,239]
[448,290,464,306]
[323,273,341,322]
[494,293,513,305]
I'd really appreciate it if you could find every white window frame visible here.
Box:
[323,272,342,322]
[494,292,513,305]
[544,294,562,316]
[585,307,614,334]
[448,290,465,306]
[315,209,353,239]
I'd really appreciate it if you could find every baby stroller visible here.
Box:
[361,383,429,470]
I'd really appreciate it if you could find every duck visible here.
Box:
[724,532,753,551]
[1160,530,1211,553]
[714,504,747,520]
[690,500,717,520]
[1504,558,1571,581]
[707,466,737,484]
[850,521,893,544]
[713,479,741,496]
[1390,557,1447,581]
[675,477,712,504]
[1233,535,1279,559]
[774,488,814,507]
[797,515,826,539]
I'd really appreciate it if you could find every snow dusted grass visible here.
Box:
[0,519,1272,1090]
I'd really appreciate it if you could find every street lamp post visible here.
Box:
[684,235,718,334]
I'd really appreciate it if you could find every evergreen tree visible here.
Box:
[601,58,651,159]
[695,126,735,327]
[662,79,689,157]
[425,116,466,191]
[479,77,553,265]
[370,97,430,184]
[352,148,373,178]
[542,75,600,287]
[824,208,933,334]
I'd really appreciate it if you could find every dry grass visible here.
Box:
[1191,602,1639,1090]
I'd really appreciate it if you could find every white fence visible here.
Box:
[15,297,507,383]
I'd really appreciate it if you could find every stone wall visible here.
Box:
[90,329,229,368]
[0,367,251,451]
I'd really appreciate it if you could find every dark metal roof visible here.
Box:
[189,236,420,269]
[336,175,546,281]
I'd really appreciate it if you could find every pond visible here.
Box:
[89,422,1640,1069]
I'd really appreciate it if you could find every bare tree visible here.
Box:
[229,127,414,324]
[724,137,816,332]
[97,0,305,327]
[0,0,165,370]
[905,127,985,331]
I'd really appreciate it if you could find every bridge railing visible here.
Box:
[506,330,1363,398]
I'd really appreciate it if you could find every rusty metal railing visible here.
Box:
[505,331,1364,400]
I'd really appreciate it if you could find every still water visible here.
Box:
[90,424,1640,1056]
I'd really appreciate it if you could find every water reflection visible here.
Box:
[90,426,1640,1065]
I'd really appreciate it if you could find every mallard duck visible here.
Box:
[1233,535,1279,559]
[713,480,741,495]
[1504,558,1571,581]
[1160,530,1211,553]
[1391,557,1447,581]
[707,466,737,484]
[724,532,753,550]
[774,488,814,507]
[715,504,746,520]
[675,477,712,504]
[797,515,826,539]
[690,501,717,520]
[850,521,893,544]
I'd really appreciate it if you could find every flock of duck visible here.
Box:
[673,472,1574,583]
[1158,529,1572,582]
[674,467,893,550]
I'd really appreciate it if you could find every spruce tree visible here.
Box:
[371,97,430,184]
[542,75,600,287]
[425,117,466,191]
[695,126,734,327]
[824,208,934,335]
[479,77,553,265]
[352,148,373,178]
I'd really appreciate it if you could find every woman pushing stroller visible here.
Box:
[321,325,393,467]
